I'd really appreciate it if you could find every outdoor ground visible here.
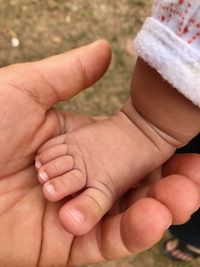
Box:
[0,1,200,266]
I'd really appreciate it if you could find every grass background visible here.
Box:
[0,1,199,266]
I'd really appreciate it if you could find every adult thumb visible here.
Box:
[3,40,111,109]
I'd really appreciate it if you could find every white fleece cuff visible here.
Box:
[133,17,200,108]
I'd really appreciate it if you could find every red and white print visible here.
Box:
[133,0,200,108]
[153,0,200,47]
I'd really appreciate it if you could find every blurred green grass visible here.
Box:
[1,1,200,266]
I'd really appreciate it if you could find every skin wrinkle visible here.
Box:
[25,109,62,156]
[0,87,45,160]
[85,191,104,214]
[135,109,179,148]
[121,220,139,256]
[103,168,119,199]
[2,67,44,109]
[119,220,136,256]
[0,84,17,124]
[121,109,164,154]
[23,129,42,157]
[97,223,107,262]
[69,134,88,182]
[0,81,37,148]
[100,117,129,198]
[100,214,131,261]
[73,54,87,91]
[103,116,141,194]
[119,208,148,256]
[37,199,47,267]
[0,161,37,185]
[69,222,106,265]
[0,185,33,198]
[46,110,63,139]
[55,110,66,136]
[59,173,73,194]
[50,159,60,176]
[70,128,118,202]
[24,123,47,157]
[71,120,119,199]
[68,237,79,267]
[61,111,70,136]
[0,187,33,216]
[0,162,31,181]
[90,185,113,211]
[89,179,116,204]
[68,169,84,189]
[31,65,60,108]
[136,108,184,148]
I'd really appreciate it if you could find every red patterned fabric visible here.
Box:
[133,0,200,107]
[153,0,200,47]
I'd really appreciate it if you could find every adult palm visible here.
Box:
[0,40,199,267]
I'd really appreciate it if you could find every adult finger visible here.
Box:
[148,174,200,224]
[124,154,200,211]
[2,40,111,109]
[163,154,200,187]
[69,198,172,265]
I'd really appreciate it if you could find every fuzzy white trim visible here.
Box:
[133,17,200,108]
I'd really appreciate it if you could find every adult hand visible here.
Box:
[0,40,111,266]
[0,40,199,266]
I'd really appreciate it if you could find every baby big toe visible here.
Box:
[43,169,86,202]
[59,187,114,235]
[38,155,73,184]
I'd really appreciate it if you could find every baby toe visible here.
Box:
[43,169,86,202]
[37,134,66,154]
[59,187,114,235]
[35,144,68,168]
[38,155,73,184]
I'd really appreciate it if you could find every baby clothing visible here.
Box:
[133,0,200,108]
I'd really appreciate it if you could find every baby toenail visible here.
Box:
[35,160,42,169]
[67,208,85,224]
[39,171,49,182]
[45,183,55,194]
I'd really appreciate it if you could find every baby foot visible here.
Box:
[36,111,174,235]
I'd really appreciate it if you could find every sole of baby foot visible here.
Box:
[162,238,200,262]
